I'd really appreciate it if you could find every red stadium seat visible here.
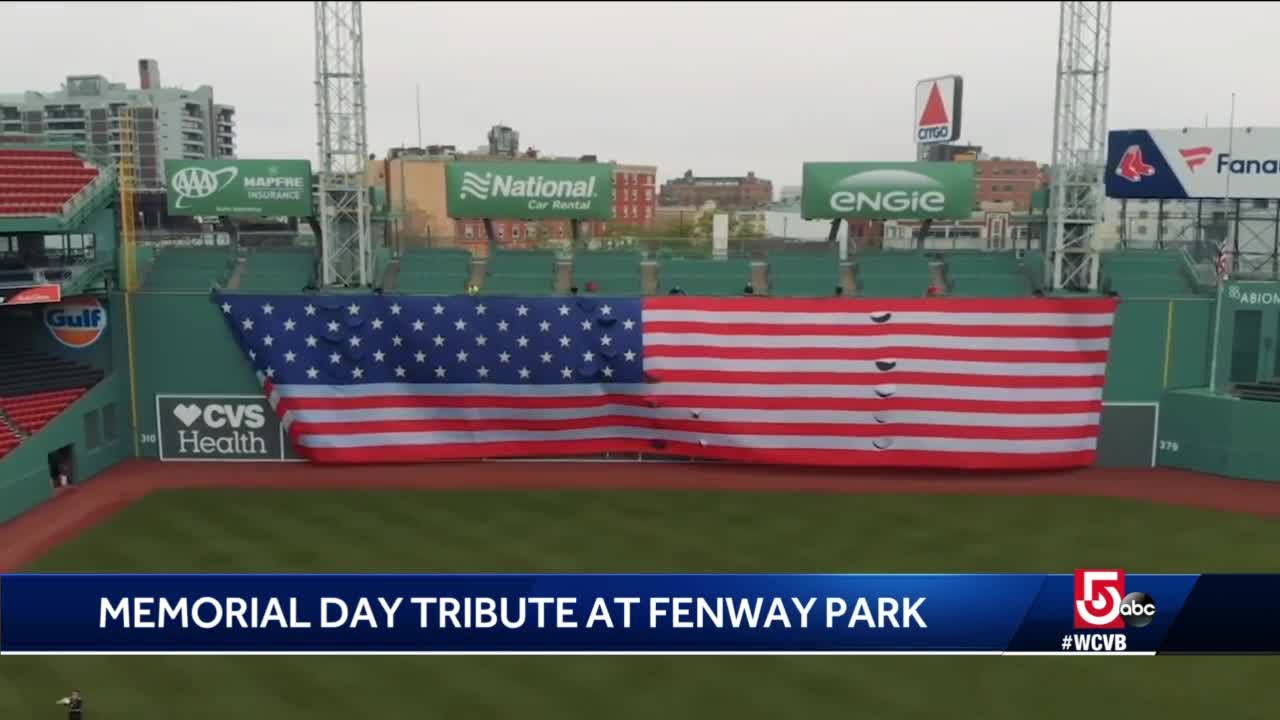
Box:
[0,150,99,216]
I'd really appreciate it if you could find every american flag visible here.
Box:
[1216,238,1233,283]
[212,291,1118,470]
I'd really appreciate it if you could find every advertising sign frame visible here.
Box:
[1106,128,1280,200]
[154,393,303,462]
[914,75,964,146]
[165,159,314,217]
[445,161,614,220]
[801,161,976,220]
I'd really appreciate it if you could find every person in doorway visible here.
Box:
[55,690,84,719]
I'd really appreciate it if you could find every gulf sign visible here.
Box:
[44,296,107,349]
[914,75,963,145]
[1107,127,1280,200]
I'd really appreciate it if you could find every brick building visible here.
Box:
[972,158,1046,213]
[659,170,773,209]
[612,164,657,227]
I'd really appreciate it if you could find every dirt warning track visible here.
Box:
[1,459,1278,572]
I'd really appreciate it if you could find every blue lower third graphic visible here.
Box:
[0,573,1275,654]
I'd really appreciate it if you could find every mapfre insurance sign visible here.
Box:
[1107,128,1280,200]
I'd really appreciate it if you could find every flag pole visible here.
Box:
[1207,93,1236,394]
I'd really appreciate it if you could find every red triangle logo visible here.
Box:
[919,82,950,126]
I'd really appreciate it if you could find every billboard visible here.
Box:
[0,284,60,306]
[165,159,313,217]
[445,161,613,220]
[801,162,975,220]
[1106,128,1280,200]
[155,394,302,461]
[44,296,106,349]
[914,76,963,145]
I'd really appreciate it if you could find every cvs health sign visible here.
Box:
[155,394,301,461]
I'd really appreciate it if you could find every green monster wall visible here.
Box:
[1157,281,1280,482]
[128,291,262,459]
[0,292,132,524]
[116,292,1220,469]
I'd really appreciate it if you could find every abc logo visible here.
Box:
[1119,591,1157,629]
[44,297,107,349]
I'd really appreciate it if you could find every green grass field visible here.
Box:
[4,487,1280,718]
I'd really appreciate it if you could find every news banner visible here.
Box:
[2,571,1279,655]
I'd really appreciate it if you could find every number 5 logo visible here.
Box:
[1074,569,1125,629]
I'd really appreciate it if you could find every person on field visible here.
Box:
[55,690,84,720]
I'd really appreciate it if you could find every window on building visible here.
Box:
[496,226,505,239]
[645,189,652,201]
[84,409,101,450]
[630,189,638,201]
[1138,210,1149,219]
[1135,224,1148,235]
[555,227,564,238]
[464,225,475,239]
[511,226,521,239]
[102,403,118,443]
[527,223,538,237]
[1253,199,1270,209]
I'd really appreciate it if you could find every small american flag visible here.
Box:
[213,291,1118,470]
[1215,238,1232,283]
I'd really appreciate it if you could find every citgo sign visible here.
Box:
[44,296,107,349]
[445,161,613,220]
[801,162,975,220]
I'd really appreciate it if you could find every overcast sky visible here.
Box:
[7,1,1279,188]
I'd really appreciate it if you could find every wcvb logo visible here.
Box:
[1073,569,1157,629]
[44,297,107,348]
[1179,146,1213,173]
[1114,146,1155,183]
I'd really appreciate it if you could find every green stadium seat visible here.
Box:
[767,250,840,297]
[141,246,235,291]
[1100,250,1197,296]
[572,251,643,295]
[237,248,316,291]
[483,250,557,296]
[941,252,1029,297]
[854,251,933,297]
[658,258,751,296]
[396,249,473,294]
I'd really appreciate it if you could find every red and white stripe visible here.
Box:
[265,297,1118,470]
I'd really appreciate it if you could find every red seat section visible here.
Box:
[0,387,88,435]
[0,148,101,217]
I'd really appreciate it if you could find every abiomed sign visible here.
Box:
[155,394,301,461]
[165,159,313,217]
[445,161,613,220]
[801,162,975,220]
[1226,282,1280,307]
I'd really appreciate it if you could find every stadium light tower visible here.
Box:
[314,1,371,287]
[1046,1,1112,291]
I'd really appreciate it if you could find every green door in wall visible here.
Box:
[1230,310,1262,383]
